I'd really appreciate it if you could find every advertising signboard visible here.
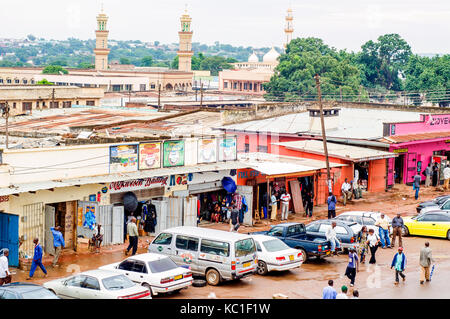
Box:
[139,142,161,170]
[197,138,217,164]
[163,140,185,167]
[110,144,138,173]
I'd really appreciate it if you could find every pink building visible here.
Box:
[382,114,450,185]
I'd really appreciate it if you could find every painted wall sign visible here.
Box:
[163,140,185,167]
[197,138,217,164]
[429,116,450,126]
[393,148,408,153]
[109,177,169,193]
[110,144,138,173]
[139,142,161,170]
[218,137,237,162]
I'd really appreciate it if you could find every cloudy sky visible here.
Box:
[0,0,449,53]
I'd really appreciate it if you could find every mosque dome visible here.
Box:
[248,52,259,63]
[263,47,280,63]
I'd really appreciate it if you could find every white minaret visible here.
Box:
[284,8,294,49]
[177,9,194,72]
[94,6,110,70]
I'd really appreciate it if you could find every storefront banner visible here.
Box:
[198,138,217,164]
[163,140,185,167]
[218,137,237,162]
[109,177,169,194]
[110,144,138,173]
[139,142,161,170]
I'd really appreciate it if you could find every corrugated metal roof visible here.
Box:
[274,140,397,162]
[380,131,450,143]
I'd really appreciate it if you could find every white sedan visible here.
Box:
[99,253,193,296]
[43,269,151,299]
[250,235,303,275]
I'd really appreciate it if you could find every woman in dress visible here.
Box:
[357,226,369,263]
[367,228,381,264]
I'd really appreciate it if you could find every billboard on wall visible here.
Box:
[109,144,138,173]
[198,138,217,164]
[218,137,237,161]
[139,142,161,170]
[163,140,185,167]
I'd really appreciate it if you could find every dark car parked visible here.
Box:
[0,282,59,299]
[417,195,450,214]
[305,219,360,251]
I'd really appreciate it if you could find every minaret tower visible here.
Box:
[177,9,194,72]
[284,8,294,49]
[94,6,110,71]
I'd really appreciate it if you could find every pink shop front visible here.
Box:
[383,114,450,186]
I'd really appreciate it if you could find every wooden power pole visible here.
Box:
[158,83,161,110]
[1,101,10,149]
[315,74,331,191]
[200,82,204,108]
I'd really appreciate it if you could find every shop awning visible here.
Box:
[238,153,346,178]
[0,161,248,196]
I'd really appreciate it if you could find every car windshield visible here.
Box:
[235,238,256,257]
[102,275,135,291]
[262,239,290,252]
[437,197,449,205]
[21,288,59,299]
[148,258,179,273]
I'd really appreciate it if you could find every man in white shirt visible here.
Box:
[336,285,349,299]
[326,222,341,255]
[280,191,291,221]
[341,178,352,206]
[444,164,450,191]
[0,248,11,285]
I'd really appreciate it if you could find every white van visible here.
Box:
[148,226,258,286]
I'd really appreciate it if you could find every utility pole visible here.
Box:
[157,83,161,110]
[51,88,55,109]
[315,74,331,192]
[200,82,204,109]
[1,101,10,149]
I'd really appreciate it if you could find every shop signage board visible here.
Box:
[163,140,185,167]
[109,177,169,194]
[393,148,408,153]
[197,138,217,164]
[218,137,237,162]
[109,144,138,173]
[139,142,162,170]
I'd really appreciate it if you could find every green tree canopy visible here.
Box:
[77,62,95,69]
[140,56,153,67]
[36,79,54,85]
[42,65,69,75]
[264,37,363,101]
[120,57,131,65]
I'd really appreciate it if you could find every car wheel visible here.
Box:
[403,226,410,237]
[192,279,207,288]
[142,283,154,297]
[298,249,307,263]
[447,230,450,241]
[257,260,268,276]
[206,269,221,286]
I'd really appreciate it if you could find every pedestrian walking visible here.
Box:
[419,242,434,284]
[367,228,380,264]
[326,222,341,255]
[92,223,104,253]
[27,238,47,280]
[336,285,349,299]
[341,178,352,206]
[322,280,337,299]
[413,172,421,200]
[229,202,240,232]
[280,191,291,221]
[125,217,139,256]
[345,247,359,287]
[391,213,404,248]
[270,191,278,221]
[432,162,439,187]
[0,248,11,285]
[375,213,391,248]
[50,226,65,267]
[424,163,432,187]
[357,226,369,263]
[304,191,314,217]
[327,192,337,219]
[443,164,450,191]
[391,247,407,285]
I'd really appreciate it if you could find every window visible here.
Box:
[62,101,72,108]
[23,79,28,84]
[148,258,179,273]
[153,233,172,245]
[21,288,57,299]
[257,145,268,153]
[175,236,199,251]
[7,79,11,84]
[86,100,95,106]
[318,224,348,235]
[200,239,230,257]
[235,239,256,257]
[244,144,250,153]
[0,79,3,83]
[0,291,17,299]
[118,260,135,271]
[224,82,228,89]
[441,201,450,210]
[66,275,86,287]
[262,239,290,252]
[267,226,284,237]
[362,217,376,226]
[131,261,147,273]
[287,224,305,236]
[22,102,32,111]
[102,275,134,291]
[50,102,59,108]
[419,214,449,222]
[82,277,100,290]
[15,79,19,84]
[255,241,262,252]
[306,223,320,232]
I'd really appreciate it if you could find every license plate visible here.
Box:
[289,255,294,261]
[243,262,251,268]
[174,275,183,281]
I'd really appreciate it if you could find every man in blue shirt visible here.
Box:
[322,279,337,299]
[327,192,337,219]
[27,238,47,280]
[345,247,359,287]
[51,226,65,267]
[391,247,407,285]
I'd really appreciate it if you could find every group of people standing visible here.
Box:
[414,162,450,200]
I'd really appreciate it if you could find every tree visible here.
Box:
[199,56,234,76]
[171,56,179,69]
[42,65,69,74]
[264,37,363,101]
[27,34,36,41]
[77,62,95,69]
[120,57,131,65]
[358,34,412,91]
[36,79,54,85]
[140,56,153,67]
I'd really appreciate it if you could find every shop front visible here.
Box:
[383,114,450,186]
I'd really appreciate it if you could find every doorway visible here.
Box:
[394,154,405,184]
[45,201,77,252]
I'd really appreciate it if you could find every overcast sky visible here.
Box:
[0,0,449,53]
